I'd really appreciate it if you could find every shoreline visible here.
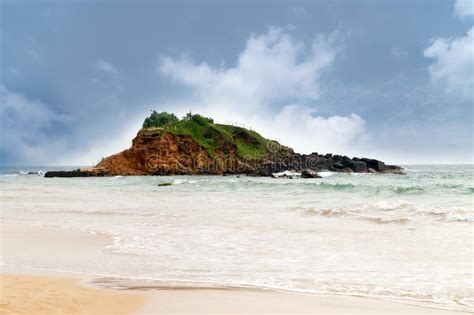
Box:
[2,274,469,315]
[1,223,471,314]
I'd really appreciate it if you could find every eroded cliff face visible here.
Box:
[45,127,403,178]
[97,131,208,175]
[95,128,293,176]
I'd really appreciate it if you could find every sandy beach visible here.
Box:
[1,223,469,315]
[0,274,144,315]
[2,275,468,315]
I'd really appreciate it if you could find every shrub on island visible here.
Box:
[143,111,179,128]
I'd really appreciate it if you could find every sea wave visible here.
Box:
[299,208,347,217]
[215,180,443,196]
[293,204,473,223]
[88,274,473,313]
[172,178,198,185]
[318,171,335,178]
[42,209,159,217]
[392,186,424,194]
[0,174,18,177]
[18,170,45,175]
[316,182,355,190]
[363,217,410,224]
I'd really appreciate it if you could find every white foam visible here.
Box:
[318,171,335,178]
[272,170,301,178]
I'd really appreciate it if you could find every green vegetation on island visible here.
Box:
[141,110,279,159]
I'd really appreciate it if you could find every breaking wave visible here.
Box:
[293,203,473,223]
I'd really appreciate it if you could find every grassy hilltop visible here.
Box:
[141,111,285,159]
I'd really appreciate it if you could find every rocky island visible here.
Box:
[45,111,403,178]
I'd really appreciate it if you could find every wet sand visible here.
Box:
[0,223,469,314]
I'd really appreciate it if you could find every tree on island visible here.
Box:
[143,110,214,128]
[189,113,214,126]
[142,111,179,128]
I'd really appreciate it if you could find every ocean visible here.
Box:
[0,165,472,311]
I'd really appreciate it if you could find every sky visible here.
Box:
[0,0,473,165]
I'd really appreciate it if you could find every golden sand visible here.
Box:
[0,274,144,315]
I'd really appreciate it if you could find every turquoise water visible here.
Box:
[0,165,473,311]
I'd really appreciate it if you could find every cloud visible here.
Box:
[424,27,474,100]
[256,105,367,155]
[159,28,341,112]
[66,115,143,166]
[95,59,120,75]
[157,27,368,156]
[0,85,70,165]
[454,0,474,18]
[0,84,139,166]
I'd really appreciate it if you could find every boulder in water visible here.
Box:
[158,182,172,186]
[301,169,322,178]
[349,161,368,173]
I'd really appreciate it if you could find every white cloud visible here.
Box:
[159,28,340,113]
[157,28,368,156]
[454,0,474,18]
[0,85,70,164]
[66,116,142,166]
[424,27,474,100]
[256,105,368,155]
[95,59,120,75]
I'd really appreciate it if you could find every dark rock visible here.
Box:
[158,182,172,186]
[383,165,405,174]
[362,159,385,172]
[44,168,108,178]
[301,169,322,178]
[349,161,368,173]
[341,158,353,168]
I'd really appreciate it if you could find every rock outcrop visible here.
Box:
[44,168,109,178]
[300,169,322,179]
[45,118,403,178]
